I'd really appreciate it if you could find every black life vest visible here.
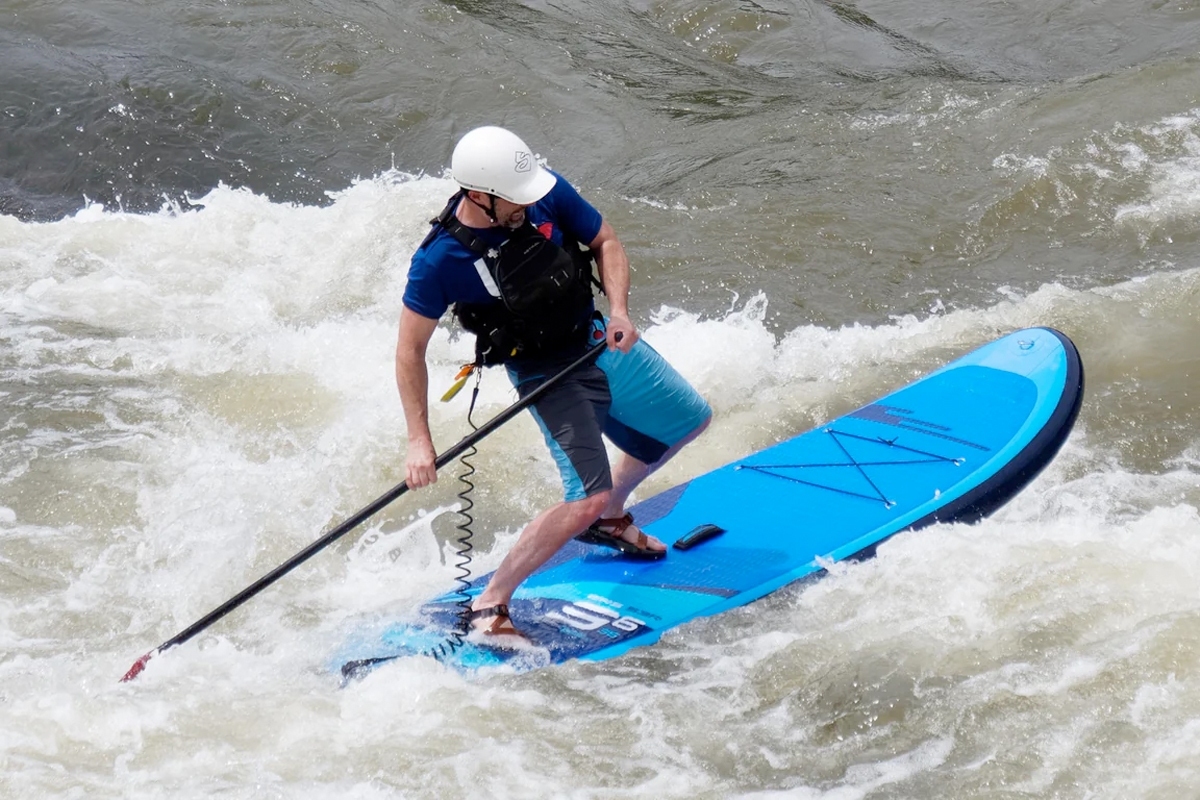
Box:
[421,191,599,365]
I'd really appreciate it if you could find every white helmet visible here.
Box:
[450,126,557,205]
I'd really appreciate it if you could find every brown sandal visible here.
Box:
[464,604,529,644]
[575,512,667,560]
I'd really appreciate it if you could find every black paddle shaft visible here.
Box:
[121,339,607,680]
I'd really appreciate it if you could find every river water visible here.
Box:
[4,1,1200,797]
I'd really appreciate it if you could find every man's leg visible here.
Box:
[602,414,712,520]
[472,490,609,614]
[469,359,613,633]
[594,336,713,544]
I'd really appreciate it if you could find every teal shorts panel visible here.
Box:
[594,321,712,451]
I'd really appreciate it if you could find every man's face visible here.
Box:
[491,195,529,228]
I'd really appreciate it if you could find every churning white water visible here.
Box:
[4,170,1200,798]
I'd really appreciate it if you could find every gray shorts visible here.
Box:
[507,321,711,502]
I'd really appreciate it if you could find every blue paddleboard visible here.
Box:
[337,327,1083,678]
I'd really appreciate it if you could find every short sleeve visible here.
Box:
[545,172,603,244]
[402,247,450,320]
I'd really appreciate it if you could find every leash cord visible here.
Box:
[426,370,483,661]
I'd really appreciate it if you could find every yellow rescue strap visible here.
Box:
[440,363,477,402]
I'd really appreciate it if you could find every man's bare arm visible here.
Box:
[395,306,440,487]
[589,220,638,352]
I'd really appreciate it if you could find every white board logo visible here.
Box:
[545,596,645,633]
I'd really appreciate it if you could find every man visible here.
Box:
[396,125,711,642]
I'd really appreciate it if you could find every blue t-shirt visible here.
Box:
[403,170,603,320]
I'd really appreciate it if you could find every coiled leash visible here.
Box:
[426,364,483,660]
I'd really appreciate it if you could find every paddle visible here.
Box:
[121,339,608,682]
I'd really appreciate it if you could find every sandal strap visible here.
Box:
[465,604,525,638]
[465,604,509,623]
[598,513,646,547]
[594,512,635,537]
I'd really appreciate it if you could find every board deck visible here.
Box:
[336,327,1084,679]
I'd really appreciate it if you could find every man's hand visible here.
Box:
[606,314,638,353]
[405,437,438,488]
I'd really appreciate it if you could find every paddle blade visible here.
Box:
[121,651,154,682]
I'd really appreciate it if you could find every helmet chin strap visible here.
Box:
[464,191,500,224]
